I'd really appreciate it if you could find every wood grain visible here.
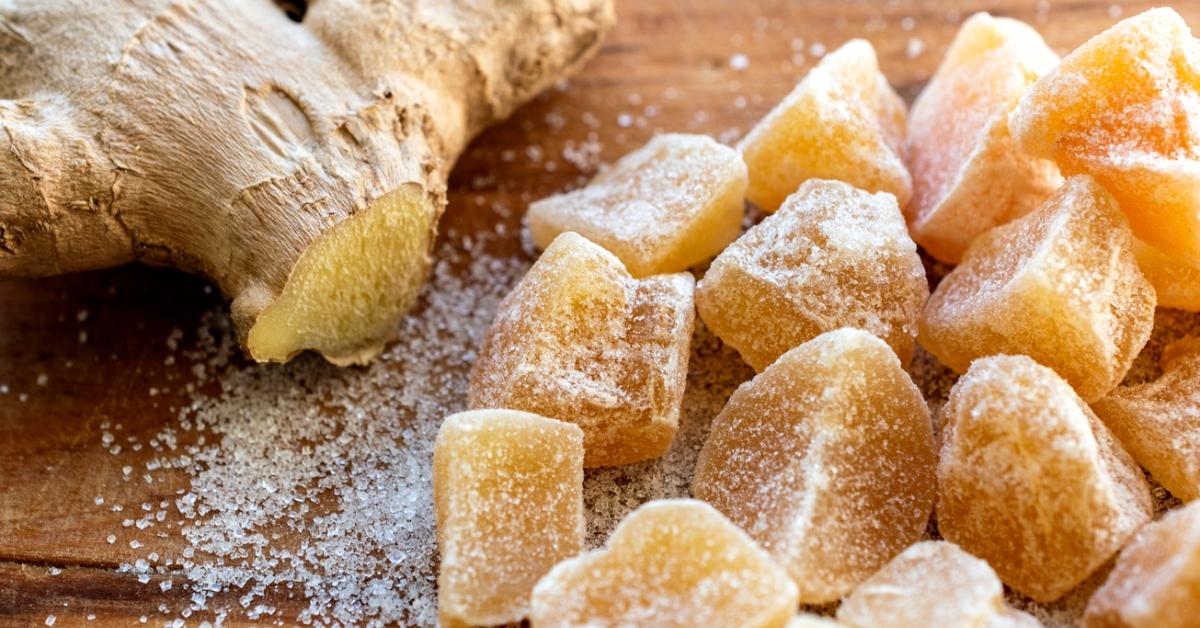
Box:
[4,0,1200,624]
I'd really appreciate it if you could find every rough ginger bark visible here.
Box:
[0,0,614,364]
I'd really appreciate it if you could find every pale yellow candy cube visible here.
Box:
[738,39,910,212]
[1092,337,1200,501]
[468,232,695,467]
[838,541,1041,628]
[696,179,927,371]
[919,175,1155,402]
[692,329,936,604]
[434,409,584,627]
[938,355,1152,603]
[530,499,799,628]
[526,133,747,277]
[907,12,1061,263]
[1084,501,1200,628]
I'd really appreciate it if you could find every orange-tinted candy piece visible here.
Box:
[434,410,584,627]
[692,329,936,603]
[1084,501,1200,628]
[938,355,1153,603]
[906,12,1061,263]
[1133,238,1200,311]
[526,133,747,277]
[1092,337,1200,501]
[530,499,799,628]
[837,541,1042,628]
[696,179,927,371]
[1010,8,1200,259]
[468,232,695,467]
[738,39,910,212]
[919,175,1155,402]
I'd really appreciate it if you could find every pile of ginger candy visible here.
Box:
[434,9,1200,628]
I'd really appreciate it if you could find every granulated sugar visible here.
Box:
[109,238,528,626]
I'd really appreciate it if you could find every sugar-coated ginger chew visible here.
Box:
[1132,238,1200,311]
[737,39,910,213]
[0,0,614,365]
[526,133,748,277]
[906,12,1061,264]
[1009,8,1200,260]
[692,329,936,604]
[434,409,584,628]
[696,179,927,371]
[1083,500,1200,628]
[1092,337,1200,502]
[919,175,1155,402]
[467,232,694,468]
[529,499,799,628]
[937,355,1153,603]
[837,541,1043,628]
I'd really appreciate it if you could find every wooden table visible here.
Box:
[3,1,1199,625]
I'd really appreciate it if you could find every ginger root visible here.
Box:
[0,0,613,364]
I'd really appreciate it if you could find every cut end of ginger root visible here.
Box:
[245,184,437,365]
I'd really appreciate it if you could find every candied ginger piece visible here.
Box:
[526,133,747,277]
[1092,337,1200,501]
[467,232,694,468]
[696,179,927,371]
[434,410,584,627]
[918,175,1155,402]
[837,541,1042,628]
[692,329,936,603]
[1084,501,1200,628]
[529,499,799,628]
[1010,8,1200,259]
[1133,238,1200,311]
[906,13,1062,264]
[738,39,911,212]
[937,355,1153,603]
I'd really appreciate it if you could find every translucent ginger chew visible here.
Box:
[696,179,927,372]
[529,499,799,628]
[738,39,910,212]
[0,0,614,365]
[919,175,1155,402]
[1010,8,1200,259]
[434,409,584,627]
[906,12,1061,264]
[1084,501,1200,628]
[1132,238,1200,311]
[526,133,748,277]
[937,355,1152,603]
[837,541,1042,628]
[1092,337,1200,502]
[467,232,695,468]
[692,329,936,604]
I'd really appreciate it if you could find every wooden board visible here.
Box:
[3,0,1200,625]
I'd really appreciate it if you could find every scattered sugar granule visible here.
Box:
[729,53,749,70]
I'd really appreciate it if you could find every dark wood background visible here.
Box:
[3,1,1199,625]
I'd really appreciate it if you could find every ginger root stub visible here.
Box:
[0,0,614,365]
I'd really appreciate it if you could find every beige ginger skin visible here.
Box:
[0,0,613,364]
